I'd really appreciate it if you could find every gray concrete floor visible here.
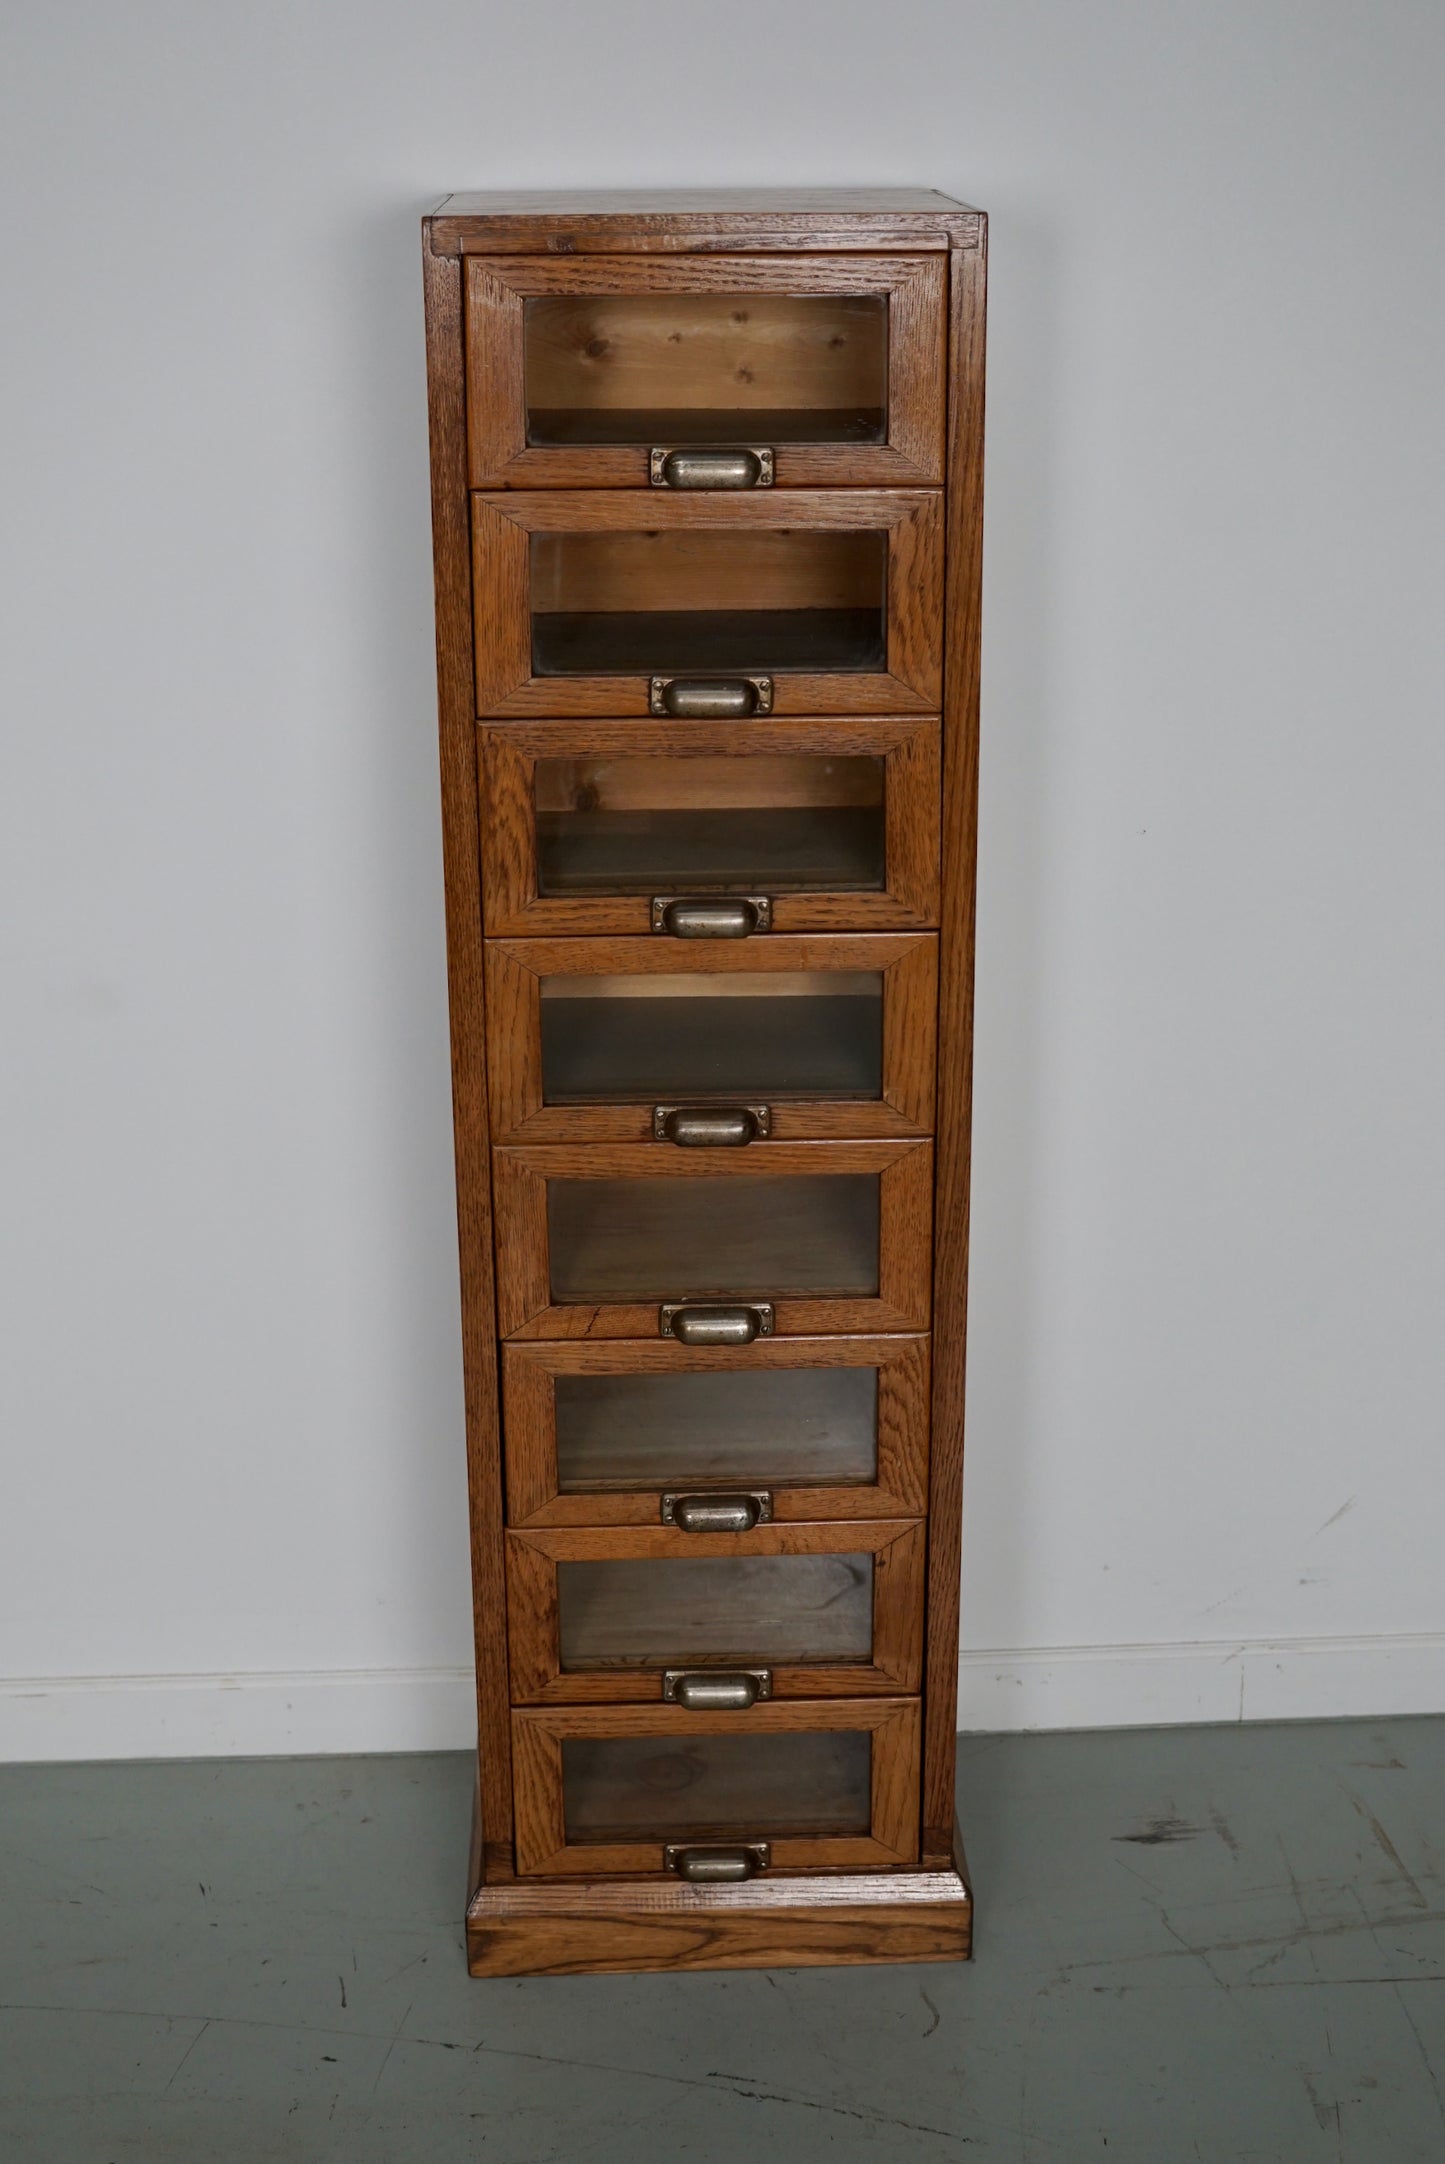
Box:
[1,1718,1442,2161]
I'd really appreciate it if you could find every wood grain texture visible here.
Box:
[422,244,513,1868]
[470,490,942,718]
[429,190,982,259]
[465,1831,972,1975]
[510,1697,920,1875]
[478,717,941,936]
[501,1332,930,1526]
[483,930,936,1142]
[464,253,944,487]
[490,1138,933,1339]
[505,1518,924,1702]
[922,236,988,1863]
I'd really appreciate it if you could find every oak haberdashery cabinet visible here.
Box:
[422,189,985,1978]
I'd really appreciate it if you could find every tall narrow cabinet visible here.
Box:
[422,189,985,1977]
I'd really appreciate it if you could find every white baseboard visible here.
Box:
[955,1630,1445,1732]
[0,1665,479,1762]
[1,1633,1442,1762]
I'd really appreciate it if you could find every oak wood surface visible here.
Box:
[922,237,987,1863]
[430,190,982,260]
[483,931,936,1142]
[501,1331,930,1525]
[528,292,882,413]
[422,245,514,1870]
[490,1139,933,1339]
[505,1518,924,1702]
[478,716,941,935]
[471,490,942,717]
[510,1697,920,1875]
[531,527,882,614]
[466,1864,971,1976]
[464,253,944,487]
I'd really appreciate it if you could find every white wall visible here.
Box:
[3,1,1443,1759]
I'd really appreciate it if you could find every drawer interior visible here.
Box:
[560,1726,873,1842]
[529,529,887,677]
[539,971,884,1104]
[545,1172,881,1302]
[556,1551,875,1670]
[554,1364,879,1492]
[523,290,888,450]
[534,751,887,897]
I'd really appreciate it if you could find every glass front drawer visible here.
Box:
[484,933,936,1142]
[471,492,942,718]
[464,254,945,488]
[490,1140,933,1339]
[507,1520,923,1703]
[501,1334,930,1526]
[511,1699,921,1875]
[478,718,941,937]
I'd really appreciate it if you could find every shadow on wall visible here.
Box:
[330,198,479,1663]
[959,207,1063,1705]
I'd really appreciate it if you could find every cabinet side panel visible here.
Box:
[923,237,987,1858]
[423,235,513,1862]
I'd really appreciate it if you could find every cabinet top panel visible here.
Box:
[427,188,983,257]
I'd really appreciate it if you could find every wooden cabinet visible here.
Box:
[424,187,985,1977]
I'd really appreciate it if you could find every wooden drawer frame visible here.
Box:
[471,489,943,718]
[490,1138,934,1339]
[464,253,946,489]
[477,715,942,938]
[511,1697,921,1876]
[506,1519,925,1703]
[501,1332,930,1526]
[484,931,937,1143]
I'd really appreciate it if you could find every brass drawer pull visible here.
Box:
[654,1104,770,1147]
[662,1669,772,1709]
[661,1490,773,1530]
[665,1843,770,1884]
[650,446,774,491]
[649,676,774,719]
[659,1304,774,1346]
[651,895,772,938]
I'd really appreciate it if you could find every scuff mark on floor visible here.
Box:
[1342,1790,1429,1909]
[1112,1817,1200,1846]
[1209,1806,1242,1858]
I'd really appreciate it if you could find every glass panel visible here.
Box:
[524,292,888,449]
[546,1174,880,1302]
[555,1367,879,1491]
[530,530,887,677]
[562,1728,873,1841]
[539,972,883,1103]
[557,1553,874,1669]
[535,753,886,897]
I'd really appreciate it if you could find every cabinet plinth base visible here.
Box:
[465,1827,972,1978]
